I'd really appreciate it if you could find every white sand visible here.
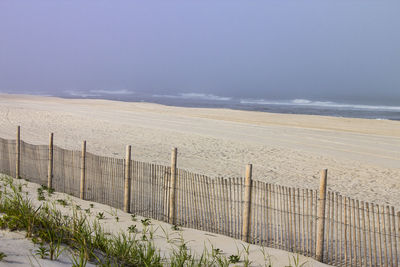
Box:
[0,176,329,267]
[0,94,399,207]
[0,229,96,267]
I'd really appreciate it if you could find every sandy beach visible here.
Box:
[0,93,399,208]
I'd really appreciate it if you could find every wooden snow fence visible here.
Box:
[0,126,399,266]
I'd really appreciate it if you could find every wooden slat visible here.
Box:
[335,194,343,266]
[371,204,378,267]
[302,189,306,255]
[222,179,229,237]
[344,197,348,267]
[326,191,331,263]
[387,206,393,267]
[331,193,336,265]
[397,212,400,267]
[228,178,234,237]
[377,205,384,267]
[252,181,258,243]
[232,178,237,238]
[393,207,398,267]
[367,202,373,267]
[361,201,367,267]
[287,187,296,251]
[310,189,314,256]
[314,190,318,257]
[204,176,213,233]
[351,198,356,267]
[280,185,285,249]
[356,200,362,266]
[383,206,389,267]
[292,188,296,251]
[264,183,269,246]
[285,186,291,250]
[273,184,278,248]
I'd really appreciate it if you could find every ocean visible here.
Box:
[12,90,400,121]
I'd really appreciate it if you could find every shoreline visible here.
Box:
[2,92,400,124]
[0,93,399,207]
[1,93,399,137]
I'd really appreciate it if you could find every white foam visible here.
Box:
[240,98,400,111]
[64,90,100,98]
[153,93,232,101]
[89,89,133,95]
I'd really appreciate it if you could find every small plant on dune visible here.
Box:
[141,218,151,226]
[0,178,41,237]
[40,185,55,196]
[56,199,68,207]
[38,216,67,260]
[115,216,119,222]
[71,247,88,267]
[260,247,274,267]
[31,236,41,245]
[107,207,118,217]
[141,233,148,241]
[285,254,308,267]
[170,241,193,266]
[0,217,7,229]
[128,225,137,234]
[241,243,252,267]
[35,245,49,259]
[47,187,55,196]
[171,224,181,231]
[84,208,91,215]
[229,254,240,264]
[0,252,7,261]
[37,187,46,201]
[211,245,222,256]
[159,226,176,244]
[89,203,94,208]
[131,214,137,221]
[91,220,109,252]
[215,255,230,267]
[40,185,48,190]
[70,213,96,261]
[96,212,105,220]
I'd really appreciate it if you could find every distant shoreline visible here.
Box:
[2,92,400,121]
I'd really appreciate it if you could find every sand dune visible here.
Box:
[0,93,399,207]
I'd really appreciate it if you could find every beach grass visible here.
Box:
[0,174,311,266]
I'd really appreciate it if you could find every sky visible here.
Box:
[0,0,399,105]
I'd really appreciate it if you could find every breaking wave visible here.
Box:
[89,89,133,95]
[240,98,400,111]
[153,93,232,101]
[64,89,134,98]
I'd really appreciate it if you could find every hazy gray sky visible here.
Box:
[1,0,399,104]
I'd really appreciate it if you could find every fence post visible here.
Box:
[169,147,177,225]
[316,169,328,262]
[242,164,253,242]
[124,145,132,213]
[47,133,54,189]
[80,141,86,199]
[16,125,20,179]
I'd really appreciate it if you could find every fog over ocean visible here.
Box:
[1,1,399,121]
